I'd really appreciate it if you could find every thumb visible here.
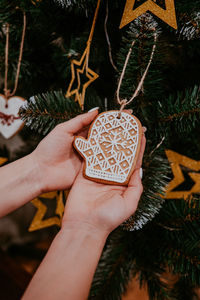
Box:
[123,169,143,214]
[74,136,90,158]
[64,109,99,135]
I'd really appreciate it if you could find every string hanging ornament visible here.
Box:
[73,31,157,185]
[0,11,26,139]
[66,0,101,110]
[116,33,157,116]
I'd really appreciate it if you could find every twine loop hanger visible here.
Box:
[3,10,26,106]
[116,32,157,118]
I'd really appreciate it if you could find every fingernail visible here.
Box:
[140,168,143,179]
[88,107,99,113]
[142,126,147,133]
[128,109,133,114]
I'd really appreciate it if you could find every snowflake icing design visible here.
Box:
[99,130,127,155]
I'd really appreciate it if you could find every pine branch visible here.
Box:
[157,85,200,135]
[90,196,200,300]
[52,0,98,12]
[142,271,173,300]
[90,227,172,300]
[156,196,200,228]
[177,12,200,40]
[176,0,200,14]
[116,13,163,111]
[123,152,170,231]
[172,277,198,300]
[89,229,135,300]
[19,90,81,135]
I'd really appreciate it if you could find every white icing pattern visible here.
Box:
[74,111,140,184]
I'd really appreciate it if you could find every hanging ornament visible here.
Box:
[74,111,142,185]
[0,12,26,139]
[29,191,67,232]
[120,0,177,30]
[165,150,200,200]
[0,95,25,139]
[66,0,100,110]
[74,33,157,185]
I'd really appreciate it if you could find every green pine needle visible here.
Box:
[123,152,170,231]
[19,90,81,135]
[157,85,200,135]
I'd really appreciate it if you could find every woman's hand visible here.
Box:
[22,122,146,300]
[32,109,98,193]
[0,109,98,218]
[62,134,146,236]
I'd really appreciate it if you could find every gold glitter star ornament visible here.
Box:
[120,0,177,30]
[65,0,101,110]
[29,191,66,231]
[66,46,99,110]
[165,150,200,200]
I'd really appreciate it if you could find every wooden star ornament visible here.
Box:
[165,150,200,200]
[29,191,65,232]
[66,45,99,110]
[120,0,177,30]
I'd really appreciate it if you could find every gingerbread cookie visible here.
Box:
[0,94,25,139]
[74,110,142,185]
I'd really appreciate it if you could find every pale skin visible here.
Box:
[0,108,146,300]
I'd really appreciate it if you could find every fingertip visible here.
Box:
[67,110,99,134]
[88,107,99,113]
[84,108,99,121]
[142,126,147,133]
[123,109,133,114]
[139,167,143,179]
[141,134,146,152]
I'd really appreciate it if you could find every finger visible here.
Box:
[123,109,133,114]
[123,169,143,213]
[77,126,89,138]
[135,135,146,170]
[63,109,99,134]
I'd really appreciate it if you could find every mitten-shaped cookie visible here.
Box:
[74,110,142,185]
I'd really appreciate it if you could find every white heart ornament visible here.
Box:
[0,94,25,139]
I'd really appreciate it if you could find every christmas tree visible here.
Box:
[0,0,200,299]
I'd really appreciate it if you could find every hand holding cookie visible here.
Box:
[62,134,146,235]
[31,109,99,193]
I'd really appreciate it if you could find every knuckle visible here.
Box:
[55,122,64,130]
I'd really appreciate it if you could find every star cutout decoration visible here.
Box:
[66,45,99,110]
[165,150,200,200]
[29,191,68,232]
[120,0,177,30]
